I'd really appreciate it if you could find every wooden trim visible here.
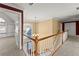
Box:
[38,32,64,41]
[0,3,22,12]
[0,3,23,49]
[21,11,23,49]
[63,21,78,23]
[24,32,64,42]
[23,34,35,41]
[34,36,39,56]
[62,23,64,32]
[76,21,79,35]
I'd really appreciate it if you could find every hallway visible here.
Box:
[54,36,79,56]
[0,37,25,56]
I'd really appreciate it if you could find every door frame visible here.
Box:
[0,3,23,50]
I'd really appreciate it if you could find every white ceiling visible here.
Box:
[3,3,79,22]
[0,7,20,22]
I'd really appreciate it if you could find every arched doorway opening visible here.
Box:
[0,3,23,50]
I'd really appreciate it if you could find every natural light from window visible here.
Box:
[0,18,6,33]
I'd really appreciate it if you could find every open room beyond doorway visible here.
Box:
[0,4,24,56]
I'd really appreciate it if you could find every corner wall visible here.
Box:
[23,19,61,38]
[37,19,61,38]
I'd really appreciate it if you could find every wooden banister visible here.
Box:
[23,32,65,56]
[38,32,64,41]
[34,35,39,56]
[23,34,35,41]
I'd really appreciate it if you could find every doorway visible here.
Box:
[65,22,76,36]
[0,4,23,55]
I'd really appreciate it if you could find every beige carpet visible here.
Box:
[0,36,25,56]
[54,36,79,56]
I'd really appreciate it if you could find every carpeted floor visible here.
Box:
[54,36,79,56]
[0,36,25,56]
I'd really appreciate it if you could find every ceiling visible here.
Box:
[3,3,79,22]
[0,7,20,22]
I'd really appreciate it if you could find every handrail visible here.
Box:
[23,34,35,41]
[23,31,65,56]
[38,32,64,41]
[24,32,64,41]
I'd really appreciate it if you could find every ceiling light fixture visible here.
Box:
[32,16,39,38]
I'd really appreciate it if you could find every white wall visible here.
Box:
[0,12,15,38]
[60,23,63,32]
[6,22,15,37]
[65,22,76,36]
[0,21,15,38]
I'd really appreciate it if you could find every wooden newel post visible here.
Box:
[34,35,39,56]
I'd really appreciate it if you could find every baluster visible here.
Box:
[34,35,39,56]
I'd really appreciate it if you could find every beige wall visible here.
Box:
[37,20,53,38]
[37,19,60,38]
[23,19,61,38]
[52,19,60,34]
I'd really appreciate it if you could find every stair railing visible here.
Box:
[23,31,67,56]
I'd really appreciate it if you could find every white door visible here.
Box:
[65,23,76,36]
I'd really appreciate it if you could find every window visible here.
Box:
[0,18,5,22]
[0,18,6,33]
[24,24,32,37]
